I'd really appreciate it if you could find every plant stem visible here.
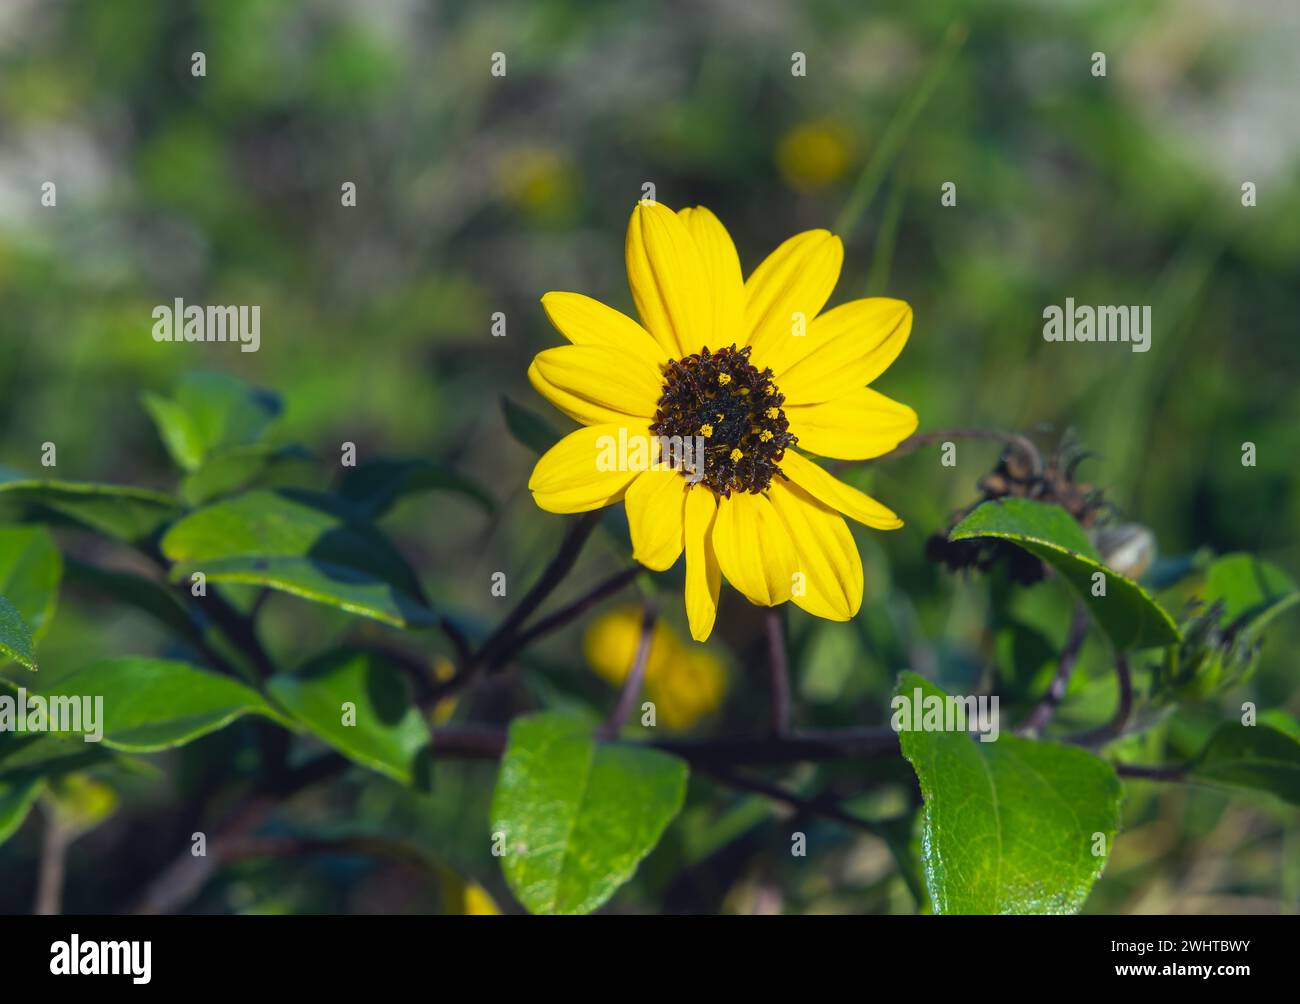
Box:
[765,609,791,736]
[598,602,656,740]
[471,510,602,671]
[427,724,900,765]
[1017,606,1090,736]
[504,565,641,659]
[834,21,968,237]
[1070,654,1134,746]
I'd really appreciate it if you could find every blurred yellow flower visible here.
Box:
[584,605,727,731]
[495,146,576,218]
[776,120,855,192]
[528,201,917,641]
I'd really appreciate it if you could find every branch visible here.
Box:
[598,602,656,740]
[427,724,900,765]
[1069,653,1134,746]
[1016,605,1090,736]
[470,510,601,672]
[765,609,791,736]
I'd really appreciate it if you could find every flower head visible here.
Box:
[529,200,917,641]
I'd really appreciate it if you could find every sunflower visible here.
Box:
[528,200,917,641]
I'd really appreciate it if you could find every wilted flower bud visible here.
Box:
[1159,601,1260,700]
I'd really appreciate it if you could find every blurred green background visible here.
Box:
[0,0,1297,914]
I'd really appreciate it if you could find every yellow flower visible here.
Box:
[776,120,855,192]
[584,606,727,731]
[528,201,918,641]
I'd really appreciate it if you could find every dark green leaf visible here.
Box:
[63,558,199,643]
[142,371,282,472]
[895,672,1122,914]
[32,658,277,751]
[179,444,316,505]
[491,712,688,915]
[0,596,37,671]
[0,475,179,543]
[950,499,1180,650]
[0,525,62,640]
[268,650,430,784]
[338,459,493,519]
[160,490,434,628]
[0,775,43,846]
[1188,722,1300,806]
[1204,553,1299,640]
[501,396,562,455]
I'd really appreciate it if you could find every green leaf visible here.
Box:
[179,444,316,506]
[1188,722,1300,806]
[268,650,430,785]
[63,558,199,643]
[160,489,434,628]
[31,658,277,751]
[950,499,1180,650]
[1204,553,1299,640]
[491,712,688,915]
[0,595,37,671]
[0,775,43,846]
[0,475,179,543]
[338,459,493,519]
[895,672,1122,914]
[142,371,282,472]
[0,525,62,640]
[501,396,562,455]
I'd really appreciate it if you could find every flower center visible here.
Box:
[650,344,796,496]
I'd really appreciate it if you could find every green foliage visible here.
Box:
[0,776,43,847]
[490,713,688,915]
[0,596,37,671]
[1204,553,1299,640]
[0,476,179,543]
[0,526,62,640]
[33,658,276,752]
[1188,721,1300,807]
[950,499,1180,650]
[161,489,435,627]
[268,650,431,785]
[896,673,1122,914]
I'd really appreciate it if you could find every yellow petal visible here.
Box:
[785,387,919,460]
[768,478,863,620]
[540,291,668,370]
[779,449,903,530]
[710,490,797,607]
[742,229,843,368]
[677,206,745,343]
[626,200,713,358]
[683,485,722,641]
[777,297,912,405]
[625,469,688,571]
[529,422,645,513]
[528,344,661,427]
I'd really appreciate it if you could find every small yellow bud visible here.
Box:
[730,448,744,462]
[759,429,774,442]
[765,407,779,419]
[699,424,713,438]
[717,373,732,386]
